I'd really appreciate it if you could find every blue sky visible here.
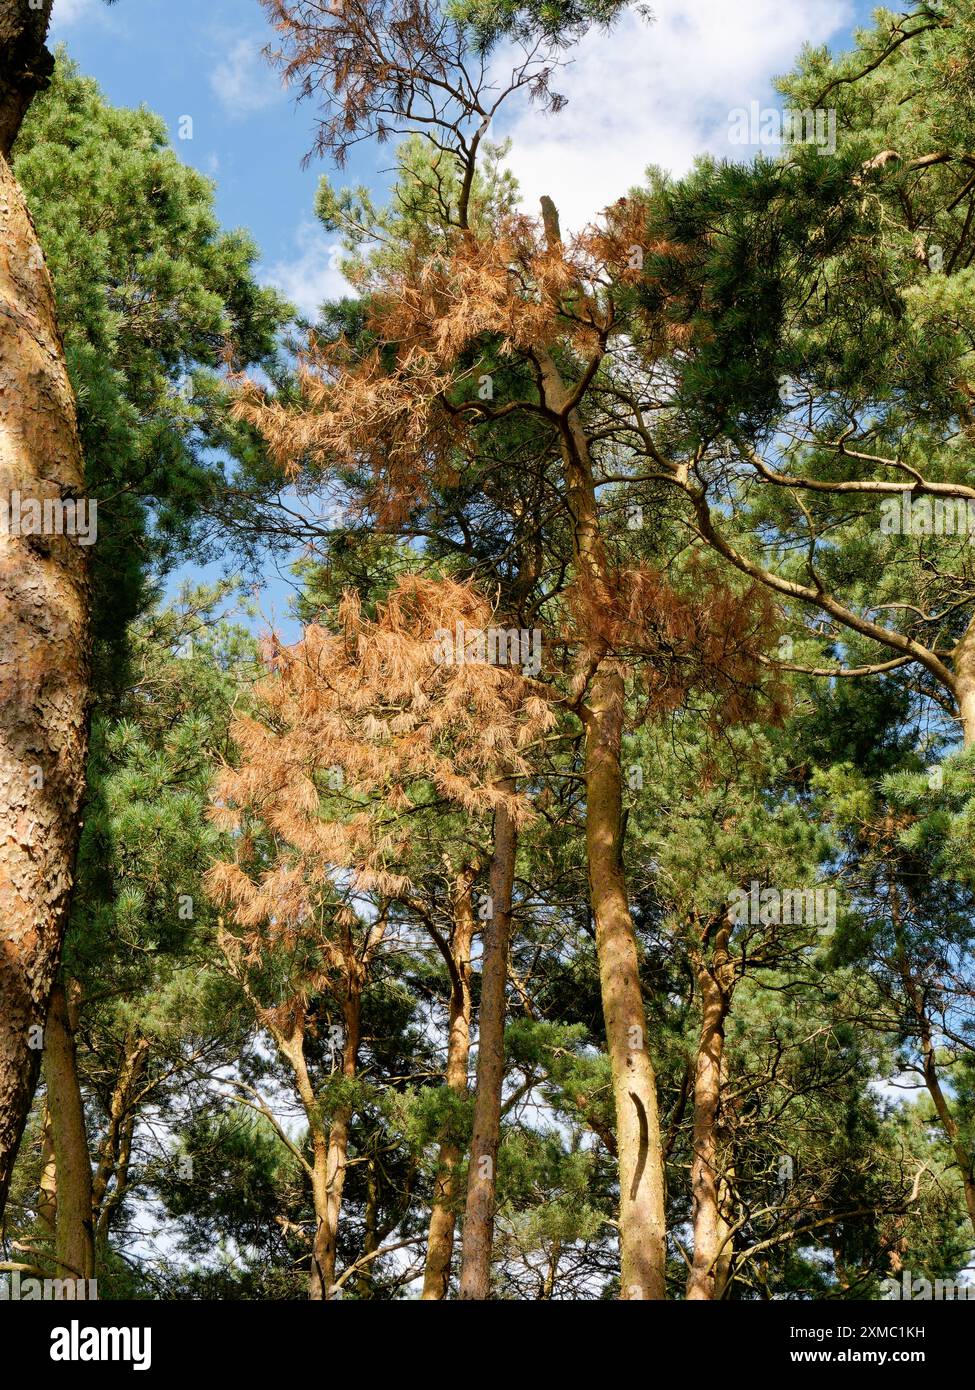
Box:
[52,0,881,312]
[49,0,880,630]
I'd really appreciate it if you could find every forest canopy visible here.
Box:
[1,0,974,1316]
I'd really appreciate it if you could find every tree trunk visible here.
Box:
[687,917,734,1300]
[355,1158,379,1298]
[421,866,476,1299]
[43,980,93,1283]
[891,878,975,1236]
[953,614,975,747]
[309,987,361,1300]
[0,134,90,1219]
[458,788,517,1300]
[0,2,55,157]
[38,1098,57,1243]
[582,667,667,1299]
[91,1030,150,1261]
[535,306,668,1299]
[922,1037,975,1235]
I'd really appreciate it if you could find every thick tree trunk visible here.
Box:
[0,140,90,1218]
[43,980,94,1282]
[0,2,55,157]
[422,867,476,1299]
[458,788,517,1300]
[687,918,734,1300]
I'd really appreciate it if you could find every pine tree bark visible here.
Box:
[458,788,517,1300]
[0,4,90,1217]
[43,980,94,1282]
[421,866,476,1299]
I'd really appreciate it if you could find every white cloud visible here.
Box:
[494,0,853,232]
[210,36,285,118]
[263,222,353,319]
[51,0,108,30]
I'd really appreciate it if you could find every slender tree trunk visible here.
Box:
[953,614,975,747]
[422,867,476,1299]
[582,667,667,1299]
[270,917,385,1302]
[309,986,361,1300]
[0,3,90,1218]
[458,787,517,1299]
[94,1109,138,1265]
[91,1030,150,1261]
[921,1036,975,1234]
[687,917,734,1300]
[534,277,667,1296]
[43,980,93,1282]
[308,1136,332,1300]
[713,1167,735,1298]
[891,878,975,1235]
[355,1158,379,1298]
[38,1099,57,1243]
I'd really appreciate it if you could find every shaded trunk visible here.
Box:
[355,1158,379,1298]
[309,988,361,1300]
[422,866,476,1299]
[91,1030,150,1261]
[0,9,90,1217]
[458,788,517,1300]
[920,1030,975,1235]
[0,2,55,156]
[891,878,975,1236]
[43,980,93,1282]
[38,1098,57,1243]
[270,917,385,1301]
[687,918,734,1300]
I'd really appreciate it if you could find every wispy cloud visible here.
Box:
[51,0,110,31]
[210,36,285,118]
[495,0,852,232]
[263,222,353,319]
